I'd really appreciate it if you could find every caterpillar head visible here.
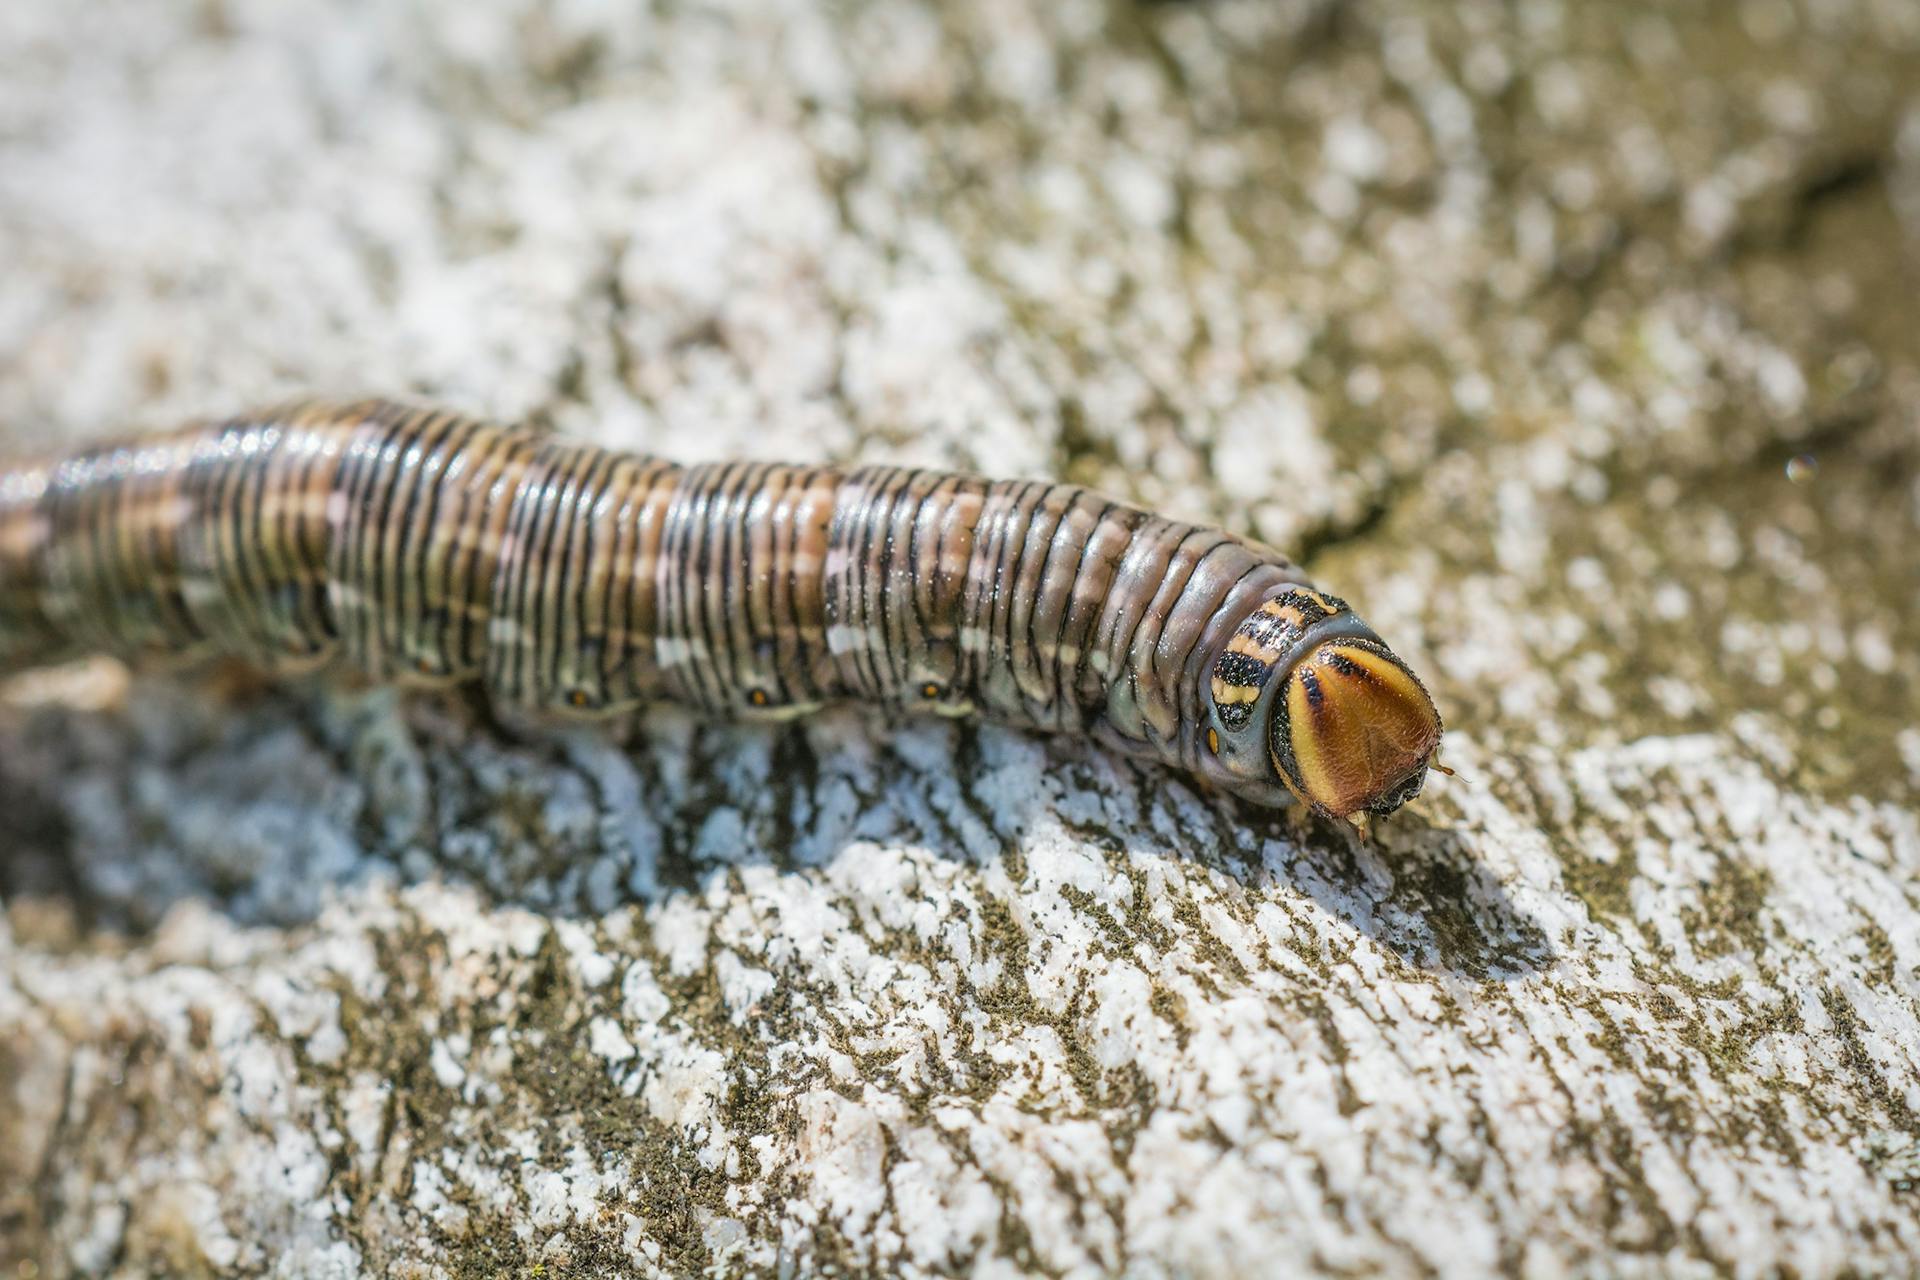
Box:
[1204,590,1442,820]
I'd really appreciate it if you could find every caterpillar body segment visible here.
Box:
[0,401,1443,819]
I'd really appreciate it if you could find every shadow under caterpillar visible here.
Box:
[0,400,1442,820]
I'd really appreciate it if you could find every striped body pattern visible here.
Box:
[0,401,1443,817]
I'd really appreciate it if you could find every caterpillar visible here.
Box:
[0,400,1442,820]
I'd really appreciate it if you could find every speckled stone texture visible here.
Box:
[3,0,1920,1276]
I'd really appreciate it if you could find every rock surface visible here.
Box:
[4,0,1920,1275]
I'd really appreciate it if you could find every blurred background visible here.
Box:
[3,1,1920,1276]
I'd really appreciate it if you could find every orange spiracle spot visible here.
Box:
[1277,639,1443,820]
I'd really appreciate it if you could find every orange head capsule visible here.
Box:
[1270,637,1442,819]
[1204,590,1442,819]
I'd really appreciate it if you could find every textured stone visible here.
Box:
[3,0,1920,1275]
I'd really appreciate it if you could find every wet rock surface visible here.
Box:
[3,0,1919,1274]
